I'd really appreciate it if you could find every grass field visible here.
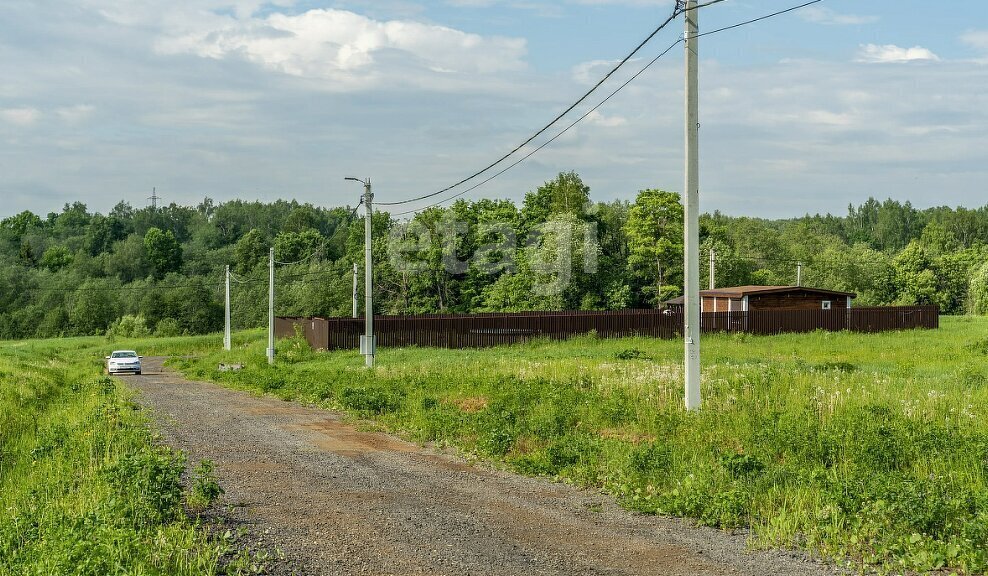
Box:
[164,317,988,575]
[0,337,262,575]
[5,318,988,574]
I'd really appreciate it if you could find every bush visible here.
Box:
[187,459,224,510]
[615,348,649,360]
[338,386,401,415]
[153,318,182,337]
[106,315,151,339]
[105,447,185,529]
[627,441,672,475]
[275,326,315,364]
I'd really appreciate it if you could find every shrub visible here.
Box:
[187,459,224,510]
[106,315,151,339]
[105,447,185,529]
[615,348,649,360]
[153,318,181,337]
[628,441,672,475]
[719,452,765,479]
[338,386,401,415]
[479,426,515,456]
[276,326,315,364]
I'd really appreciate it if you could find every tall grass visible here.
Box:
[0,339,252,575]
[165,317,988,574]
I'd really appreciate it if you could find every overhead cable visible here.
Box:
[375,5,685,207]
[387,0,828,216]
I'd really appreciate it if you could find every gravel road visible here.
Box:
[124,357,840,576]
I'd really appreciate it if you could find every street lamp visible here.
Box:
[345,177,375,368]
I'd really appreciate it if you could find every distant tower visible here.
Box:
[148,187,161,209]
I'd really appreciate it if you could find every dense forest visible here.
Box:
[2,171,987,339]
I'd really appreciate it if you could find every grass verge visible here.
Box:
[0,338,259,575]
[57,317,988,574]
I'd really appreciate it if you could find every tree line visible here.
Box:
[1,172,987,339]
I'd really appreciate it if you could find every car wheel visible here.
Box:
[136,371,142,375]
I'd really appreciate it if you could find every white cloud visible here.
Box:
[585,110,627,127]
[0,107,41,126]
[799,7,878,26]
[961,30,988,52]
[154,8,527,91]
[856,44,940,64]
[56,105,95,123]
[571,59,622,84]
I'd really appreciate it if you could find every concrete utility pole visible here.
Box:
[346,177,375,368]
[224,265,231,351]
[709,248,715,290]
[797,262,803,287]
[352,262,359,319]
[683,0,701,411]
[267,247,275,365]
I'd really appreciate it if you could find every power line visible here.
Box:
[390,39,683,217]
[18,278,221,294]
[274,247,323,266]
[375,5,685,208]
[695,0,822,39]
[386,0,827,217]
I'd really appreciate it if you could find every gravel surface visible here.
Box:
[124,357,841,576]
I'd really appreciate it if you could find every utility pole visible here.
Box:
[267,247,275,365]
[797,262,802,287]
[709,248,715,290]
[683,0,701,411]
[352,262,359,318]
[224,265,231,351]
[346,177,375,368]
[148,187,160,210]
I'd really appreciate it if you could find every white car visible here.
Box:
[106,350,142,375]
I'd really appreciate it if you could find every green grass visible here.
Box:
[0,338,261,575]
[159,317,988,575]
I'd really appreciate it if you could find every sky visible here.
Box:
[1,0,986,220]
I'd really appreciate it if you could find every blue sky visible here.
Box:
[2,0,986,219]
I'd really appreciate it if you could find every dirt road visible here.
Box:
[125,357,838,576]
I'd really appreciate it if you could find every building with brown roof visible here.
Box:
[663,285,856,313]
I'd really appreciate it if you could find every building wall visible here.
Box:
[701,297,743,312]
[748,291,849,311]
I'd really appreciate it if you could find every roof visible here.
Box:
[663,285,857,306]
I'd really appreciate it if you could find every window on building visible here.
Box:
[822,300,832,310]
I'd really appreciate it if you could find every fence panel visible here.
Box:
[277,305,937,351]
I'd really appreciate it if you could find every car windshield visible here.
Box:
[111,352,137,358]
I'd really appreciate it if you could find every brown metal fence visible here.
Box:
[277,306,938,351]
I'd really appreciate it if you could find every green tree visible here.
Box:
[283,206,320,234]
[234,229,267,274]
[144,228,183,279]
[1,210,43,242]
[520,171,591,233]
[274,229,324,264]
[969,261,988,315]
[106,236,149,283]
[625,189,683,306]
[70,280,119,335]
[40,246,73,271]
